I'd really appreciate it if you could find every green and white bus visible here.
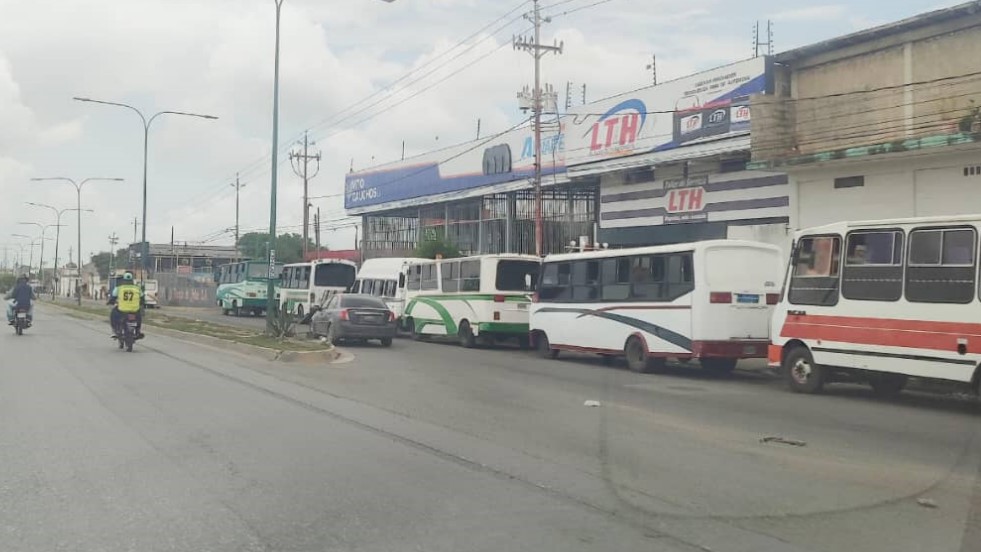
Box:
[279,259,358,322]
[215,261,282,317]
[401,254,541,348]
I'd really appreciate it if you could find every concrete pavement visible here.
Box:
[3,304,981,551]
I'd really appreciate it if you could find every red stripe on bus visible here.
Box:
[780,314,981,354]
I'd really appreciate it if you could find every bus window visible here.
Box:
[442,261,460,292]
[495,260,539,292]
[384,280,397,297]
[398,272,406,290]
[570,260,600,301]
[314,263,356,289]
[842,230,903,301]
[421,264,439,290]
[408,265,422,291]
[906,227,976,304]
[788,236,841,306]
[351,281,361,293]
[460,261,480,292]
[539,263,571,301]
[600,258,630,301]
[372,280,386,297]
[297,267,310,290]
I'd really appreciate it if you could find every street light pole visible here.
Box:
[32,177,123,304]
[16,222,62,286]
[27,203,92,300]
[264,0,395,332]
[72,97,218,287]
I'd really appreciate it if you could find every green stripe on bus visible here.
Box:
[408,293,529,303]
[476,322,529,335]
[405,297,458,335]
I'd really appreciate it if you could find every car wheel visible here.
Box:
[536,332,559,359]
[625,337,663,374]
[380,337,393,347]
[784,346,825,394]
[458,320,476,348]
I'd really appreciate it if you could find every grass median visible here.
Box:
[45,300,332,353]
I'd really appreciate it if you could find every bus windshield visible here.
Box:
[315,263,357,288]
[496,260,540,292]
[248,263,282,280]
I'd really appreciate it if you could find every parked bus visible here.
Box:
[279,259,358,321]
[401,254,540,347]
[770,214,981,396]
[351,257,428,323]
[530,240,783,373]
[215,260,282,316]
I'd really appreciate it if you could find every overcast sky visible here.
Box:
[0,0,963,267]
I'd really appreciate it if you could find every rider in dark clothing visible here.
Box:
[5,275,36,324]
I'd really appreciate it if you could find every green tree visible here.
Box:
[414,234,461,259]
[237,232,314,265]
[90,249,131,279]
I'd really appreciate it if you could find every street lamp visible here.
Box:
[11,234,47,279]
[27,202,93,300]
[31,177,123,305]
[16,222,63,285]
[73,97,218,287]
[264,0,395,332]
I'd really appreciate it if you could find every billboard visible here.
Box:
[566,57,769,167]
[345,122,566,211]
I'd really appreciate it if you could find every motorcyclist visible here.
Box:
[5,275,36,325]
[108,272,145,339]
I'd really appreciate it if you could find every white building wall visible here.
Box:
[792,148,981,230]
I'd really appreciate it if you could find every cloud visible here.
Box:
[770,5,847,22]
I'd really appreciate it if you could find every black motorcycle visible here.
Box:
[112,312,139,352]
[12,307,30,336]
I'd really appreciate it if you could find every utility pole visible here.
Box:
[513,0,563,256]
[314,207,321,255]
[289,131,321,259]
[108,233,119,279]
[230,173,245,260]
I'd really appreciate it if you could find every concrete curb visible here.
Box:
[42,301,340,364]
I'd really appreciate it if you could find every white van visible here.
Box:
[351,257,428,322]
[530,240,783,373]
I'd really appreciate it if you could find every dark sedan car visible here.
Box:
[311,293,397,347]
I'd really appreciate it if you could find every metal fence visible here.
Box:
[361,184,599,259]
[155,272,217,308]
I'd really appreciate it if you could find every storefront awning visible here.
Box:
[566,135,751,179]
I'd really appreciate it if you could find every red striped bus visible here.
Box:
[770,215,981,395]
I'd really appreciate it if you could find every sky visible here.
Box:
[0,0,965,269]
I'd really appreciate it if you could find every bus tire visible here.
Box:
[458,320,476,348]
[408,319,426,342]
[625,337,662,374]
[784,346,825,394]
[702,358,737,374]
[536,333,559,359]
[221,307,230,316]
[869,373,907,397]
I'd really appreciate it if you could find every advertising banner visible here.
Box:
[565,57,769,167]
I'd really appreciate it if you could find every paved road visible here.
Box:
[3,305,981,551]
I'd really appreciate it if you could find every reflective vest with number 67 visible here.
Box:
[116,284,142,313]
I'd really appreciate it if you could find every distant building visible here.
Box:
[129,243,239,275]
[750,1,981,231]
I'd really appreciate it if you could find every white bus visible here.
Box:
[530,240,783,373]
[771,215,981,396]
[401,254,541,347]
[279,259,358,321]
[351,257,428,322]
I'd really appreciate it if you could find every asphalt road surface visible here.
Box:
[3,305,981,551]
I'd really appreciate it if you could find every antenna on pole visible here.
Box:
[645,54,657,85]
[753,20,774,57]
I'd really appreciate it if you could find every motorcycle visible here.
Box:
[113,312,139,352]
[12,307,30,336]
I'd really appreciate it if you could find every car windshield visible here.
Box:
[9,2,980,551]
[339,295,386,309]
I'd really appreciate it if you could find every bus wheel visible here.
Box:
[625,337,663,374]
[458,321,476,348]
[702,358,737,375]
[221,307,230,316]
[536,333,559,359]
[408,319,426,342]
[784,346,825,394]
[869,373,907,397]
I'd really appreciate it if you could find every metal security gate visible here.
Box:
[361,185,598,259]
